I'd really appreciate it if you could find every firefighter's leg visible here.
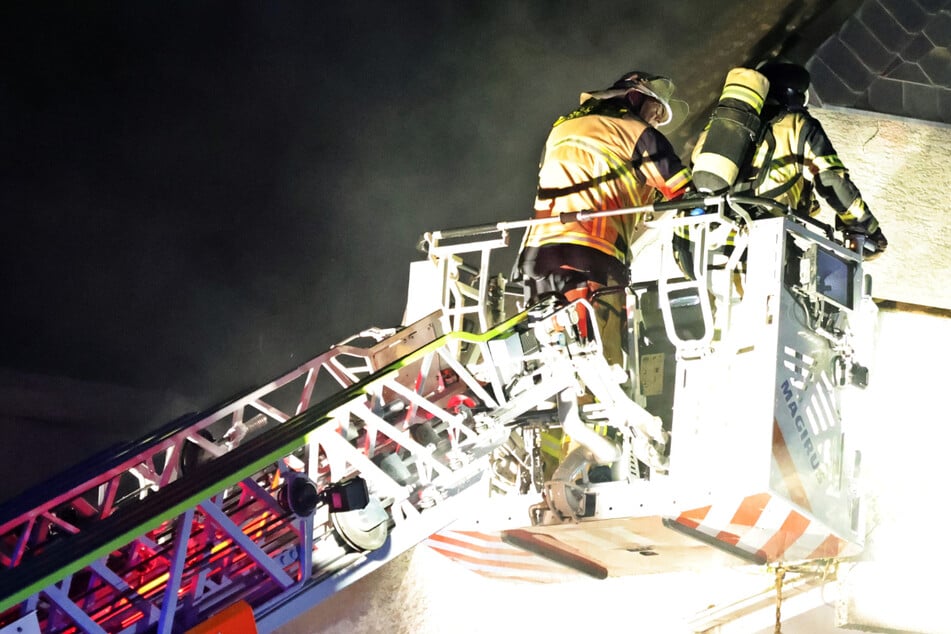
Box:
[560,280,626,370]
[591,284,626,369]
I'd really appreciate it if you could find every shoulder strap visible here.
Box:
[732,108,782,194]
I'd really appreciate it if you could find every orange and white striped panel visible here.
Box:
[424,529,584,584]
[673,492,860,563]
[771,419,814,514]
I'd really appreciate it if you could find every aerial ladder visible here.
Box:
[0,194,875,633]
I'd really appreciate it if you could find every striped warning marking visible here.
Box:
[713,492,770,550]
[675,490,858,564]
[806,533,846,559]
[425,530,585,583]
[676,505,711,530]
[771,419,813,513]
[758,509,810,561]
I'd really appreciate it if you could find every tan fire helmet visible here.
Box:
[581,70,689,130]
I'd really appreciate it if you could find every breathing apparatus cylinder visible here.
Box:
[692,67,770,193]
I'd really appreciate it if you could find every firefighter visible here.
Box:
[693,62,888,260]
[517,71,692,369]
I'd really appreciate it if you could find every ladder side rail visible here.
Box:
[0,341,392,568]
[0,323,527,628]
[0,406,338,621]
[5,472,308,634]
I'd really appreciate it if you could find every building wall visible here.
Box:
[810,107,951,311]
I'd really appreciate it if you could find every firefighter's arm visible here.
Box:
[634,127,692,201]
[803,118,887,259]
[631,128,699,276]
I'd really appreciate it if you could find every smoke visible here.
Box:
[0,0,827,441]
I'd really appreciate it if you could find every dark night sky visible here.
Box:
[0,1,844,498]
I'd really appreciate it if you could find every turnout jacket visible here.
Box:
[524,98,691,265]
[696,107,880,232]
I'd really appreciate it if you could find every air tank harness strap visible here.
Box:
[537,171,621,201]
[712,104,762,138]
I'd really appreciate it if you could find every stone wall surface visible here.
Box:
[810,107,951,310]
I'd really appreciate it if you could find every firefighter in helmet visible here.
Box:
[694,62,888,260]
[517,71,692,368]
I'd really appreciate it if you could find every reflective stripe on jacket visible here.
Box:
[525,101,690,263]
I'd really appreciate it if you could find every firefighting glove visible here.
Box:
[836,216,887,261]
[862,227,888,261]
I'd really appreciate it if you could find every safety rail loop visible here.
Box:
[0,313,525,633]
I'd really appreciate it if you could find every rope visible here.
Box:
[774,565,786,633]
[771,558,842,633]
